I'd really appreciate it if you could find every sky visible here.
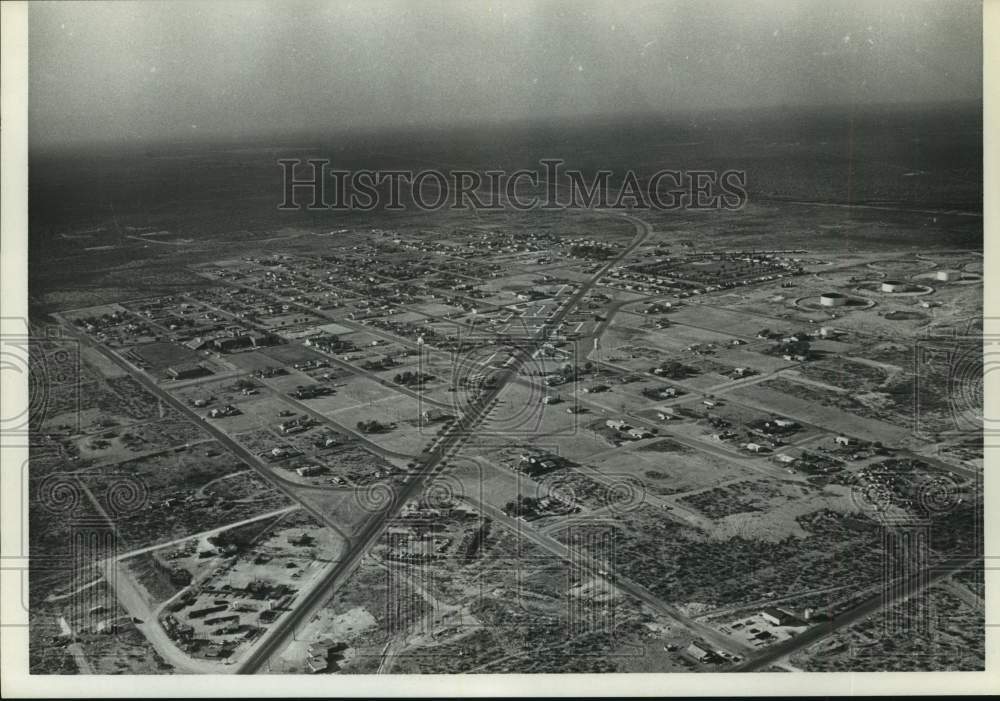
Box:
[29,0,982,148]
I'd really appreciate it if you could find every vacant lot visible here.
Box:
[591,442,756,496]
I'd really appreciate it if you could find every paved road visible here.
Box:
[55,320,355,546]
[303,345,455,411]
[252,381,415,462]
[234,211,654,673]
[112,506,299,560]
[464,495,751,657]
[732,556,980,671]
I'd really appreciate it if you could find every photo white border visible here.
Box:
[2,0,997,696]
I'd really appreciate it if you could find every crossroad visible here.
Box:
[235,211,654,673]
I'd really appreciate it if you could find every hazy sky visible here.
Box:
[30,0,982,147]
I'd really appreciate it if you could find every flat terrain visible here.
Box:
[28,106,984,674]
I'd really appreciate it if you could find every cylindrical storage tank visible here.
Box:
[820,292,847,307]
[935,270,956,282]
[881,281,903,293]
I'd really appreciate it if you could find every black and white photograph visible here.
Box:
[0,0,995,696]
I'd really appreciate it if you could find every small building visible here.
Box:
[167,363,211,381]
[606,419,628,431]
[834,435,854,446]
[775,453,796,464]
[306,655,328,673]
[745,442,765,453]
[761,607,803,627]
[685,641,713,663]
[208,404,239,419]
[189,604,228,620]
[94,618,118,634]
[212,335,255,353]
[307,639,339,658]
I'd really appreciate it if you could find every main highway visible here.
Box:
[234,210,654,673]
[732,555,981,671]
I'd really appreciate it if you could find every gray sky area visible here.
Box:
[30,0,982,147]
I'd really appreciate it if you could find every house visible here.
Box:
[627,428,650,440]
[606,419,628,431]
[279,418,310,434]
[745,442,765,453]
[296,465,324,477]
[656,408,676,421]
[775,453,796,464]
[208,405,239,419]
[834,436,854,446]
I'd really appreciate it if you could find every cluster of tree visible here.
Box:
[208,528,254,551]
[768,338,812,358]
[502,495,544,518]
[356,419,390,433]
[651,361,697,379]
[393,370,432,387]
[569,244,617,260]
